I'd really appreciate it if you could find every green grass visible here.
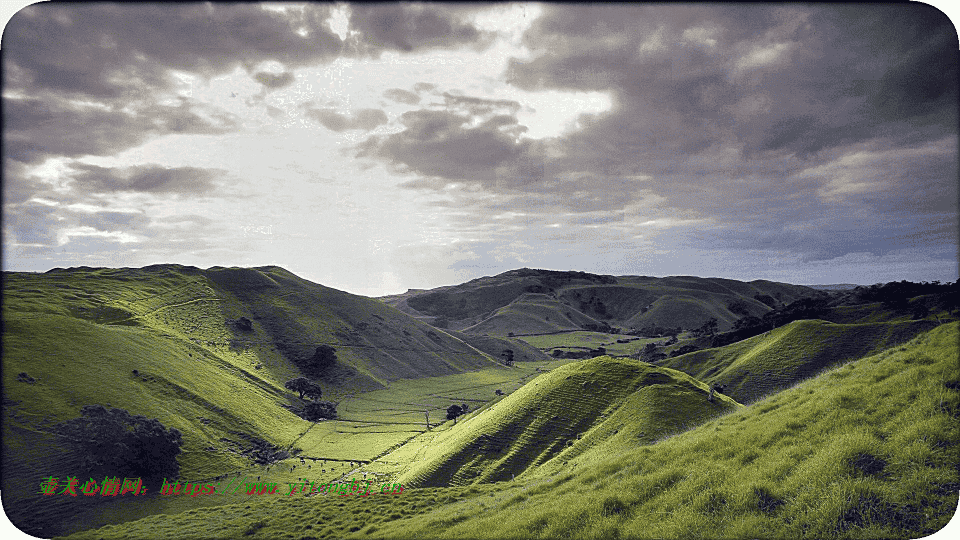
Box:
[1,265,505,537]
[388,357,740,488]
[60,323,958,540]
[659,318,939,403]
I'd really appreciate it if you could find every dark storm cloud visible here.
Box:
[69,163,227,195]
[358,108,532,186]
[2,3,490,167]
[441,93,522,116]
[491,3,958,264]
[4,96,241,165]
[3,3,344,99]
[5,202,61,246]
[350,3,956,272]
[304,107,389,132]
[254,71,295,90]
[348,3,492,54]
[383,88,421,105]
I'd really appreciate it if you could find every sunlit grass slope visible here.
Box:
[396,357,740,488]
[2,264,499,536]
[660,318,939,403]
[64,323,958,540]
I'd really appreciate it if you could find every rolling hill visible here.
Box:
[60,322,959,540]
[658,318,940,403]
[396,357,740,488]
[1,264,502,536]
[379,268,824,336]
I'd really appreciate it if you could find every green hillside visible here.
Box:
[659,318,939,403]
[443,330,551,363]
[61,322,959,540]
[397,357,740,488]
[1,265,500,536]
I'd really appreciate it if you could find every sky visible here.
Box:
[2,2,958,297]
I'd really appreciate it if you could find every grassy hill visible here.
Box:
[379,268,824,337]
[60,322,959,540]
[1,264,501,536]
[442,330,551,363]
[658,318,940,403]
[396,357,740,488]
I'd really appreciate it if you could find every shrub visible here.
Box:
[285,377,323,400]
[301,401,337,421]
[56,405,182,482]
[235,317,254,332]
[296,345,337,376]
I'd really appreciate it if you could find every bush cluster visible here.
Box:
[56,405,182,482]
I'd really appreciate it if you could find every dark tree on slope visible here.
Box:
[501,349,515,366]
[727,301,750,317]
[694,318,718,337]
[285,377,323,400]
[298,345,337,376]
[56,405,182,483]
[302,401,337,421]
[235,317,253,332]
[446,405,464,424]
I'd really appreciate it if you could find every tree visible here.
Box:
[302,401,337,421]
[446,405,464,424]
[733,315,763,331]
[501,349,515,366]
[754,294,777,308]
[285,377,323,400]
[695,318,718,337]
[235,317,253,332]
[642,343,658,356]
[727,300,750,317]
[460,403,469,414]
[301,345,337,375]
[56,405,182,483]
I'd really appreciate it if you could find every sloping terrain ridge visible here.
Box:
[62,323,959,540]
[397,357,740,488]
[380,268,823,336]
[1,264,499,535]
[659,318,939,403]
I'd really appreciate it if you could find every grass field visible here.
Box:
[0,265,504,537]
[60,322,959,540]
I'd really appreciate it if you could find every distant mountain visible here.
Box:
[379,268,825,336]
[804,283,861,291]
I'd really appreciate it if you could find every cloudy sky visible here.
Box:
[2,2,958,296]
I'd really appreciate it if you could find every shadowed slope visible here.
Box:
[380,268,823,336]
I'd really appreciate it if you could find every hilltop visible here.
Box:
[397,357,740,488]
[379,268,824,337]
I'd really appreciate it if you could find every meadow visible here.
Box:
[60,322,959,539]
[4,266,957,539]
